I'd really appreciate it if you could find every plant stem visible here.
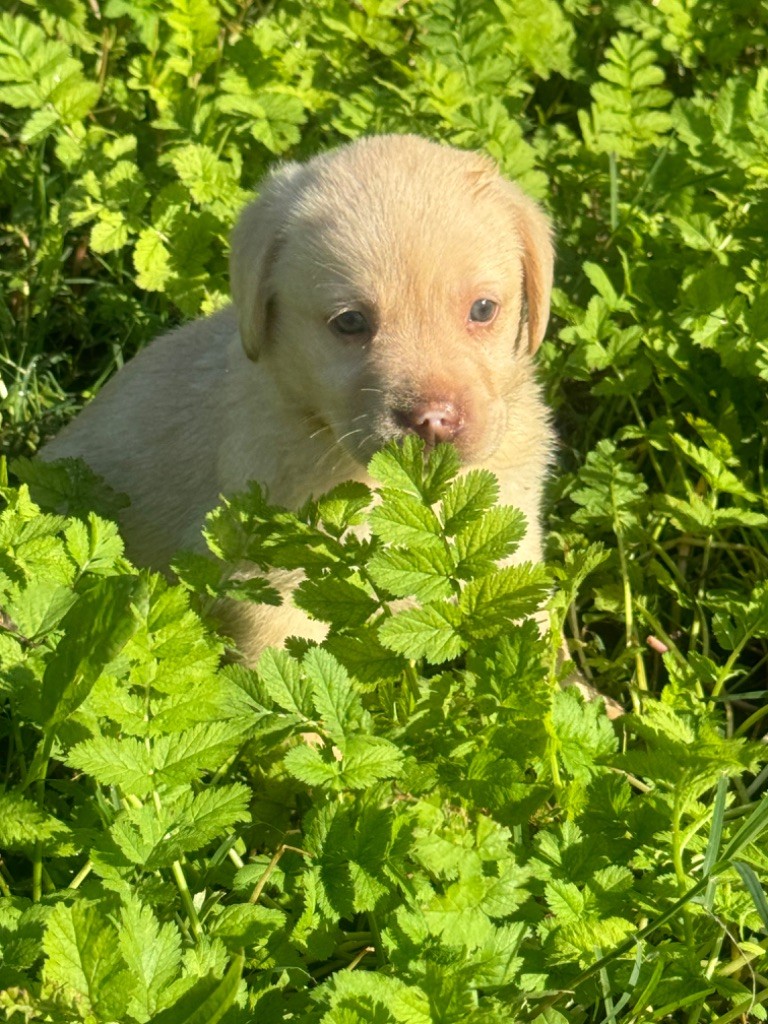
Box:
[69,860,93,889]
[608,152,619,231]
[367,910,386,968]
[172,859,203,941]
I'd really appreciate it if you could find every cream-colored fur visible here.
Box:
[42,134,555,661]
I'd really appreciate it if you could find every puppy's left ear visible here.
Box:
[506,184,555,354]
[229,162,303,361]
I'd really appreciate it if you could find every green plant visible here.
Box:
[2,0,768,1019]
[1,444,767,1022]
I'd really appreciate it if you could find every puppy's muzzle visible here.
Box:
[394,400,465,447]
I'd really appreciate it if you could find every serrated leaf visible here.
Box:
[64,513,125,575]
[67,720,247,796]
[11,457,130,520]
[171,550,225,597]
[133,227,172,291]
[422,874,495,946]
[110,784,250,867]
[367,544,455,602]
[441,469,500,535]
[304,647,363,741]
[368,437,460,504]
[317,481,372,533]
[319,971,431,1024]
[41,574,149,728]
[294,574,378,628]
[149,954,243,1024]
[284,735,402,791]
[339,735,404,788]
[42,900,130,1018]
[459,563,549,638]
[118,893,182,1020]
[90,211,129,253]
[170,143,239,205]
[324,628,407,685]
[209,904,284,952]
[349,860,388,912]
[283,743,342,787]
[471,922,526,988]
[256,646,313,717]
[3,580,76,639]
[454,505,527,576]
[570,439,648,534]
[369,490,443,545]
[0,792,72,849]
[378,602,465,664]
[545,879,586,923]
[552,688,619,781]
[66,735,153,794]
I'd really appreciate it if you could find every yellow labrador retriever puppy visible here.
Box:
[43,134,554,660]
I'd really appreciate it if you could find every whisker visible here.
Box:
[309,423,333,442]
[325,428,365,475]
[315,426,362,473]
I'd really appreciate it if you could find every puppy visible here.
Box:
[42,134,555,661]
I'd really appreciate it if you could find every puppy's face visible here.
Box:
[230,135,553,468]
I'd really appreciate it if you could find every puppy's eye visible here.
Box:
[330,310,369,337]
[468,298,498,324]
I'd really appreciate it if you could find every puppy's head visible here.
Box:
[230,135,553,467]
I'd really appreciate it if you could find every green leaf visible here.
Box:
[209,904,284,952]
[0,792,71,849]
[66,721,247,796]
[170,143,240,205]
[64,513,125,575]
[3,580,76,640]
[294,574,379,628]
[470,922,526,988]
[368,437,460,504]
[284,735,402,790]
[369,490,443,546]
[90,211,130,254]
[118,893,182,1020]
[317,481,372,534]
[440,470,500,535]
[65,735,153,794]
[110,784,250,867]
[453,506,527,576]
[148,954,243,1024]
[459,564,550,637]
[378,602,465,664]
[367,544,455,603]
[41,574,149,727]
[304,647,363,742]
[570,439,648,535]
[11,457,130,520]
[256,646,313,717]
[42,900,130,1018]
[133,227,172,291]
[324,628,407,685]
[283,743,342,788]
[551,688,618,781]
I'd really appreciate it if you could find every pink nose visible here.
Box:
[396,401,464,445]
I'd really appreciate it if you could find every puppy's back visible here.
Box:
[41,308,237,565]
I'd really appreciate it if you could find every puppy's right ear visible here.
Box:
[229,163,302,361]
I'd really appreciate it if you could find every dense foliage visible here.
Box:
[1,0,768,1021]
